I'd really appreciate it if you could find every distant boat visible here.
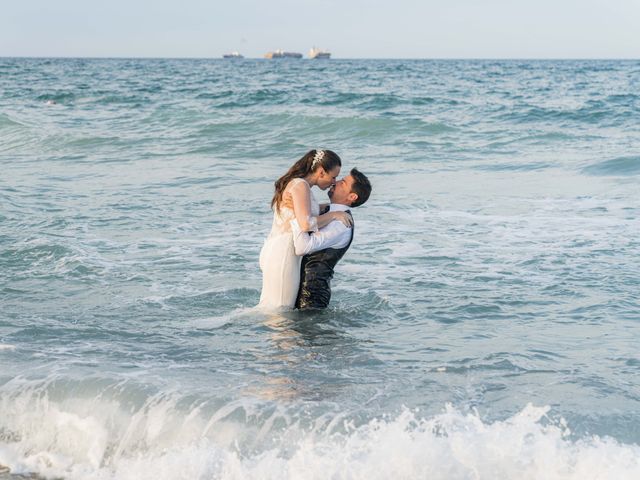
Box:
[223,51,244,59]
[264,49,303,59]
[309,47,331,59]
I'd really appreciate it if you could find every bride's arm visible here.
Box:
[289,180,317,232]
[289,182,346,231]
[317,210,348,229]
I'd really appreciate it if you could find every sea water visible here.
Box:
[1,58,639,479]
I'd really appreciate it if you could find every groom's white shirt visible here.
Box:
[290,204,352,256]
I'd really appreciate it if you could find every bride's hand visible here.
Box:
[333,211,353,227]
[282,192,294,210]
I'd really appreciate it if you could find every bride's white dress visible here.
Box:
[259,178,319,309]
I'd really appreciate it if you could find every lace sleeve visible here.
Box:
[288,179,318,232]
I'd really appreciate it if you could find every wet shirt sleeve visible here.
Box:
[291,219,351,256]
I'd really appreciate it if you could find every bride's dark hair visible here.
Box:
[271,149,342,211]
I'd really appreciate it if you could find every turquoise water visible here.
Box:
[1,58,640,479]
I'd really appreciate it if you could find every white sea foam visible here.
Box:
[0,391,638,480]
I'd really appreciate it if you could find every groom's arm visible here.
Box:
[290,218,351,255]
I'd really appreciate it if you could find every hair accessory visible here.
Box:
[312,149,325,169]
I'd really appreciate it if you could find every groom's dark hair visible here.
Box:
[349,168,371,208]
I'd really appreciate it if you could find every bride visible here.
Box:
[259,149,352,309]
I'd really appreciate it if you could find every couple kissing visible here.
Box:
[259,149,372,311]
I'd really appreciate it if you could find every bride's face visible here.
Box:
[317,166,341,190]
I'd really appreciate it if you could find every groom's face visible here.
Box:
[329,175,356,205]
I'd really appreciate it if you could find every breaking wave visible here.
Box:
[0,380,639,480]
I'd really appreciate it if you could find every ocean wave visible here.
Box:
[215,89,292,108]
[0,384,638,480]
[0,113,26,130]
[63,136,125,149]
[264,113,457,140]
[191,113,457,145]
[0,238,105,281]
[582,156,640,176]
[95,94,148,106]
[500,104,628,126]
[196,90,235,100]
[484,131,578,149]
[0,120,36,154]
[603,93,639,106]
[1,241,74,267]
[36,92,76,104]
[304,91,405,110]
[474,161,554,172]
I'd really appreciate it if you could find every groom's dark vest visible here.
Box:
[295,211,354,310]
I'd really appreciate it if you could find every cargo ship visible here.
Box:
[264,49,303,59]
[223,51,244,59]
[309,47,331,59]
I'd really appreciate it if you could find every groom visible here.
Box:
[290,168,372,310]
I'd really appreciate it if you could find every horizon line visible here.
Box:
[1,55,639,61]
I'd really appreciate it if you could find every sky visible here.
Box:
[1,0,639,59]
